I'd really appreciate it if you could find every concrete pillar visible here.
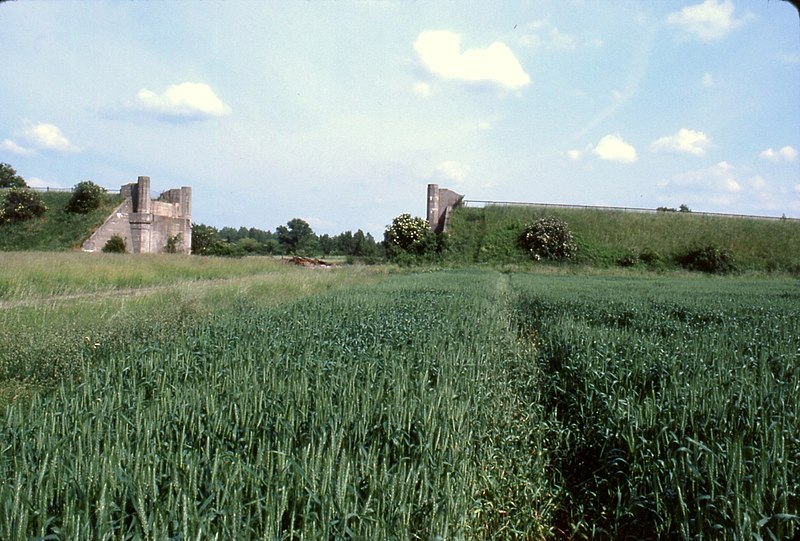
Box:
[181,186,192,254]
[427,184,440,231]
[129,176,153,253]
[180,186,192,220]
[136,176,151,214]
[129,221,152,253]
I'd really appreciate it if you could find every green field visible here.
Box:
[1,255,798,539]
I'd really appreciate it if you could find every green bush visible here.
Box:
[0,188,48,224]
[66,181,106,214]
[638,249,662,266]
[102,235,127,253]
[0,163,26,188]
[675,245,737,274]
[617,249,663,269]
[519,216,577,261]
[383,213,438,262]
[165,234,184,254]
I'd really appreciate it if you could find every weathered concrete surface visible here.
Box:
[427,184,463,233]
[82,176,192,254]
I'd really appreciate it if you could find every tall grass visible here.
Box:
[0,255,386,404]
[0,252,344,302]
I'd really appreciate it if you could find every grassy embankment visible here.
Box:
[0,191,123,252]
[446,205,800,272]
[0,255,798,538]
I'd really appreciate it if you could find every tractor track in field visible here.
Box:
[0,272,298,310]
[0,258,344,310]
[0,284,180,309]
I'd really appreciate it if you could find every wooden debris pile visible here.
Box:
[284,256,333,268]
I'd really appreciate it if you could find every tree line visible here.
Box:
[191,219,383,260]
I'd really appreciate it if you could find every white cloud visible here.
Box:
[0,138,34,156]
[302,216,335,232]
[520,19,577,50]
[650,128,712,156]
[593,134,637,163]
[23,122,81,152]
[477,120,492,131]
[659,161,753,211]
[725,178,742,192]
[667,0,746,42]
[702,72,715,87]
[134,82,231,120]
[670,160,740,190]
[414,30,530,90]
[412,82,432,98]
[750,175,767,190]
[435,160,470,183]
[26,177,64,189]
[760,146,797,162]
[567,149,582,161]
[781,53,800,65]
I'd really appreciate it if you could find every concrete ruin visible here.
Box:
[82,176,192,254]
[426,184,463,233]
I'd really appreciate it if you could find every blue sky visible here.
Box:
[1,0,798,236]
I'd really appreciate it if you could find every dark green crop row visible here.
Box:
[1,271,797,539]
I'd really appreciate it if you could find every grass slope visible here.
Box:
[446,205,800,272]
[0,191,123,252]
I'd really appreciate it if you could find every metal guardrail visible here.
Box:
[23,186,121,194]
[462,200,799,222]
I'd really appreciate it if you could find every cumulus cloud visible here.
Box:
[23,122,81,152]
[435,160,470,183]
[0,138,34,156]
[26,177,64,189]
[519,19,577,50]
[667,0,746,42]
[650,128,712,156]
[725,178,742,192]
[414,30,530,90]
[593,134,637,163]
[750,175,767,190]
[760,146,797,162]
[567,149,582,161]
[781,53,800,65]
[412,82,432,98]
[667,161,744,192]
[133,82,231,120]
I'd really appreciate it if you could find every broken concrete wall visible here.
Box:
[82,176,192,254]
[426,184,463,233]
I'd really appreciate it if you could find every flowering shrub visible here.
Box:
[383,213,437,262]
[0,188,48,224]
[66,181,106,214]
[519,216,577,261]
